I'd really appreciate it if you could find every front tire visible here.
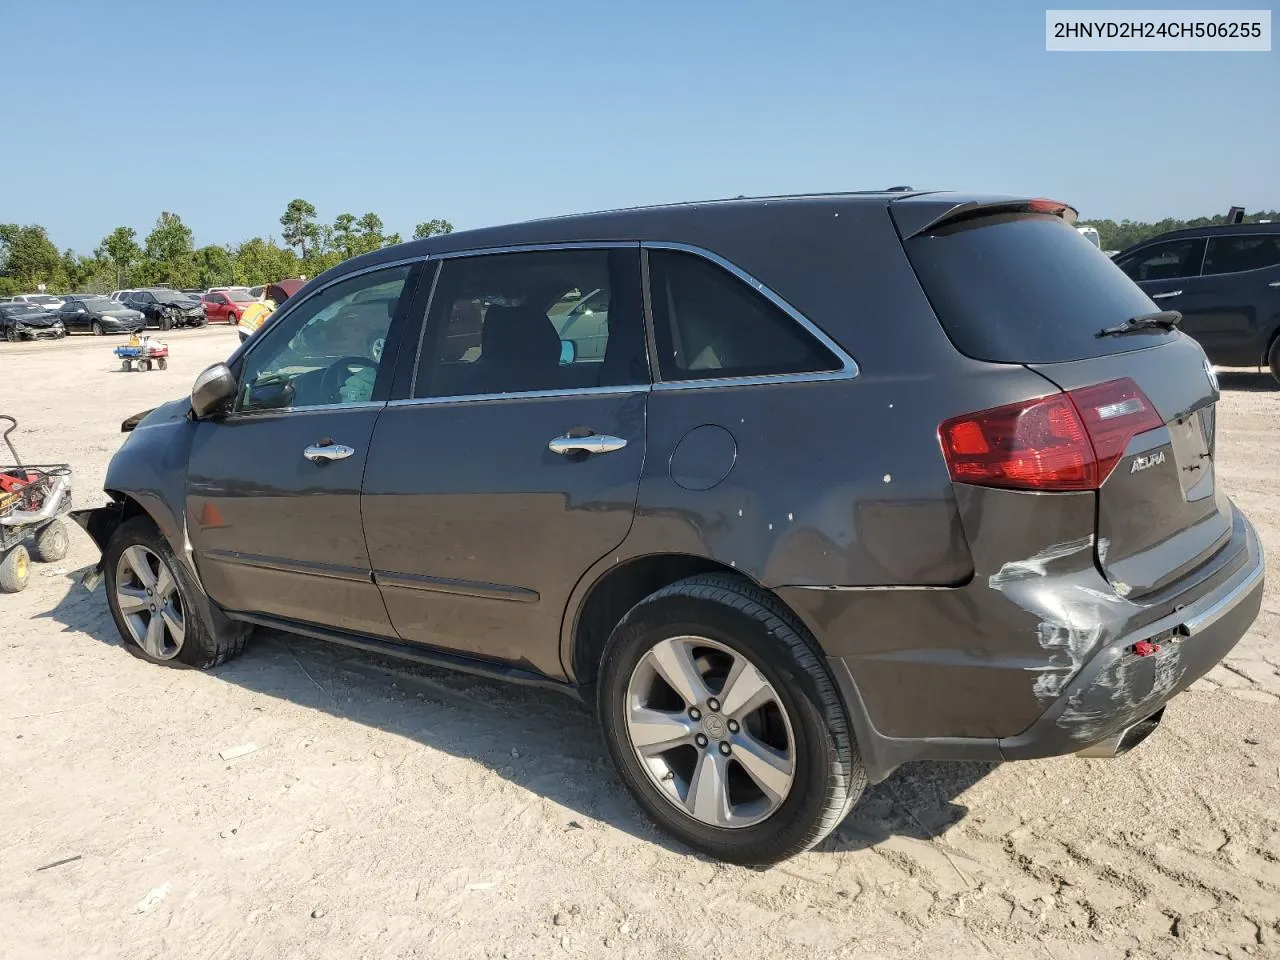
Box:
[1268,334,1280,386]
[0,545,30,592]
[228,312,238,325]
[91,321,103,336]
[598,574,864,865]
[104,516,249,668]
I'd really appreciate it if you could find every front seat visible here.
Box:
[473,304,562,394]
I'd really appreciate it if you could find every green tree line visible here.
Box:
[1083,210,1279,251]
[0,200,452,297]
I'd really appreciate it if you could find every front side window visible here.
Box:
[413,248,647,399]
[646,249,840,381]
[1116,239,1205,281]
[237,265,410,412]
[1202,235,1280,276]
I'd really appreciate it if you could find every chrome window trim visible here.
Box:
[223,400,386,423]
[387,383,649,409]
[432,240,638,260]
[640,241,860,390]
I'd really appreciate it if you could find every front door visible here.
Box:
[186,262,420,635]
[361,247,650,678]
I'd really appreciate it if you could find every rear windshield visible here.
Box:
[905,213,1178,363]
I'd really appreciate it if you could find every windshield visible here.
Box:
[27,295,59,304]
[82,297,116,310]
[2,304,44,317]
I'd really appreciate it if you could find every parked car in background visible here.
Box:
[56,295,146,335]
[9,293,66,312]
[74,192,1264,865]
[108,290,135,302]
[120,289,207,330]
[1115,223,1280,383]
[201,288,259,324]
[248,285,267,300]
[0,301,65,341]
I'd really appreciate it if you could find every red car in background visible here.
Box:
[201,289,259,324]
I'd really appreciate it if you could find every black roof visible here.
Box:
[331,190,1004,272]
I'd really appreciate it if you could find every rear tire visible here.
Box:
[139,358,152,372]
[0,545,30,593]
[31,519,69,563]
[597,573,865,865]
[1268,334,1280,386]
[103,516,249,668]
[157,358,168,370]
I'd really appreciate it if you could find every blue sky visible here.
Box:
[2,0,1275,253]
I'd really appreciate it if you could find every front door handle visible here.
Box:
[1151,290,1183,299]
[548,434,627,456]
[304,442,355,463]
[1268,281,1280,288]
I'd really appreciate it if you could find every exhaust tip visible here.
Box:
[1076,707,1165,759]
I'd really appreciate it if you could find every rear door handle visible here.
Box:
[1268,281,1280,287]
[548,434,627,456]
[1151,290,1182,299]
[304,442,355,463]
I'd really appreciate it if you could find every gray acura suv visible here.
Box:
[74,192,1265,864]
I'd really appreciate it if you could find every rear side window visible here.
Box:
[1203,234,1280,275]
[905,213,1177,364]
[646,249,840,381]
[1115,238,1206,281]
[413,248,648,399]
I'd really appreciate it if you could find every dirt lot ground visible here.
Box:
[0,328,1277,960]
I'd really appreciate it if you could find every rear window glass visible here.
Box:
[905,213,1177,363]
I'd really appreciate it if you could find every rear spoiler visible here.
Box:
[890,194,1079,239]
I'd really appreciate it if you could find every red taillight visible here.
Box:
[939,378,1162,492]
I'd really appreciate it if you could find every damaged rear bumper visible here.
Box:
[999,521,1263,761]
[803,507,1264,783]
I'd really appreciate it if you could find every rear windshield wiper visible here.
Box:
[1097,310,1182,337]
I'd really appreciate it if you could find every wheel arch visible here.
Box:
[566,552,793,688]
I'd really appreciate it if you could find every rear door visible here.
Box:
[360,246,649,679]
[1183,233,1280,364]
[902,209,1230,599]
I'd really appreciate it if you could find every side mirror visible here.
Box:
[559,339,577,365]
[190,363,237,420]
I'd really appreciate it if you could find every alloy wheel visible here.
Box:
[114,545,185,660]
[624,635,796,828]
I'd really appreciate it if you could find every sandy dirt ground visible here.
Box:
[0,328,1277,960]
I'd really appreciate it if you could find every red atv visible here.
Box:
[1,416,73,592]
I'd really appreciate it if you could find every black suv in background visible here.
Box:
[74,193,1264,864]
[1115,224,1280,382]
[120,288,207,330]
